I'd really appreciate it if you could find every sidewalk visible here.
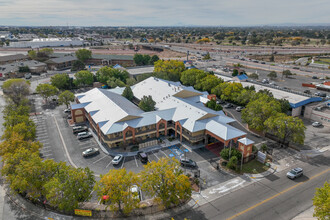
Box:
[291,206,316,220]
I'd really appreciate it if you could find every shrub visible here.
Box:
[227,156,238,170]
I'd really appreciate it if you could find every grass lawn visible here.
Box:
[238,160,269,174]
[315,58,330,65]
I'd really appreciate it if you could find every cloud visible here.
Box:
[0,0,329,26]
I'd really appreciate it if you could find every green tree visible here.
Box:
[58,90,75,108]
[249,73,259,79]
[150,55,160,65]
[232,69,239,76]
[227,156,238,170]
[133,54,144,66]
[74,70,94,87]
[282,69,292,78]
[18,66,30,73]
[180,69,207,86]
[36,84,59,103]
[265,113,306,146]
[95,169,139,215]
[267,71,277,80]
[138,95,156,112]
[44,165,95,212]
[0,132,41,157]
[6,151,53,200]
[278,98,291,114]
[50,73,70,90]
[126,78,136,86]
[96,67,129,84]
[75,49,92,63]
[2,79,30,106]
[122,86,134,101]
[3,113,33,130]
[203,53,211,60]
[142,54,151,65]
[28,50,37,59]
[71,60,86,71]
[140,158,191,208]
[194,75,223,93]
[241,95,281,131]
[39,48,54,56]
[2,122,36,141]
[313,181,330,220]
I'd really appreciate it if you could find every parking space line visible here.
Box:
[120,157,126,169]
[42,146,51,149]
[152,151,159,160]
[159,150,169,158]
[134,156,139,167]
[92,155,107,164]
[106,160,113,168]
[43,153,53,157]
[41,149,52,153]
[47,157,55,160]
[37,134,48,138]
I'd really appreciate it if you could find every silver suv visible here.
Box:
[77,131,92,140]
[286,168,303,179]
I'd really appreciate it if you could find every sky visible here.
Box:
[0,0,329,26]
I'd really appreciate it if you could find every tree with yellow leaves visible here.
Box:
[95,168,140,215]
[313,181,330,220]
[140,157,191,208]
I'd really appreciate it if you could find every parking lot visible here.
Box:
[30,99,238,189]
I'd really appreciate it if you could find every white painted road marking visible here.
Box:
[134,156,139,167]
[120,157,126,169]
[92,155,107,164]
[160,150,169,158]
[153,151,160,160]
[106,160,113,168]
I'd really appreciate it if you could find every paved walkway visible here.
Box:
[291,206,316,220]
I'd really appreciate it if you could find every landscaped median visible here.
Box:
[219,146,270,175]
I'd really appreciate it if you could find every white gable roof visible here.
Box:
[74,78,246,141]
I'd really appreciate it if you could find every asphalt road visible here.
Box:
[171,151,330,220]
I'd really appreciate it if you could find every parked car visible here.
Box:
[82,148,99,157]
[312,121,322,127]
[130,185,141,201]
[286,168,303,179]
[292,67,300,70]
[224,103,233,108]
[24,73,32,79]
[236,106,244,112]
[303,90,311,94]
[261,62,266,64]
[312,76,318,79]
[77,131,92,140]
[112,154,123,165]
[63,108,71,113]
[72,125,88,134]
[262,79,269,84]
[67,114,72,119]
[216,99,225,104]
[137,151,148,163]
[319,93,327,97]
[180,157,197,168]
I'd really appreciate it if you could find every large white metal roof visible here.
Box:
[73,77,246,141]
